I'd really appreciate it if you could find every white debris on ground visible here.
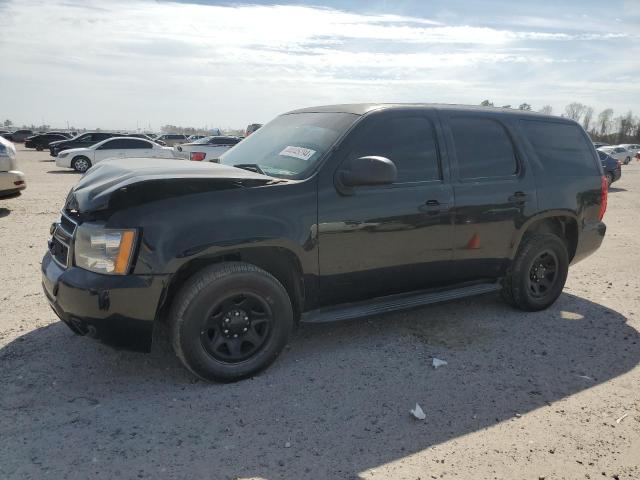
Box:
[432,357,448,368]
[410,403,426,420]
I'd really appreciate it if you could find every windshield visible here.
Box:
[218,112,358,179]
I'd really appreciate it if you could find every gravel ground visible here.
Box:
[1,148,639,480]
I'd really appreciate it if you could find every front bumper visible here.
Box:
[55,156,72,168]
[0,170,26,195]
[41,251,169,351]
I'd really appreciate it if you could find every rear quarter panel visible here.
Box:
[512,118,604,262]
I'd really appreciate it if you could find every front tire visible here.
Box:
[170,262,294,382]
[36,145,43,151]
[624,157,631,165]
[502,234,569,311]
[71,156,91,173]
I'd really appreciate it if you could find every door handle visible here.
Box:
[508,191,528,204]
[422,199,448,214]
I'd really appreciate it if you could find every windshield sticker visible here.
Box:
[279,146,316,161]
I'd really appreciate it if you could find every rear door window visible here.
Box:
[520,120,599,176]
[450,117,517,179]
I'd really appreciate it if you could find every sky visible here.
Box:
[0,0,638,131]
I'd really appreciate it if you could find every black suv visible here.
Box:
[42,104,607,382]
[49,132,118,157]
[24,133,70,151]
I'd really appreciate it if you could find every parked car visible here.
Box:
[245,123,262,136]
[597,146,633,165]
[47,131,73,138]
[4,129,34,143]
[127,133,156,141]
[618,144,640,155]
[55,137,177,172]
[49,132,119,157]
[174,136,241,161]
[597,150,621,187]
[0,137,26,196]
[186,135,206,142]
[153,134,188,146]
[24,133,70,151]
[593,142,609,149]
[42,104,607,382]
[0,130,12,137]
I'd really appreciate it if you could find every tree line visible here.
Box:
[480,100,640,144]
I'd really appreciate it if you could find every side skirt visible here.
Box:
[300,281,502,324]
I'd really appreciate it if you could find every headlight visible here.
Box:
[74,223,137,275]
[58,151,68,158]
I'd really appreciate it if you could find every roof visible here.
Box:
[284,103,561,121]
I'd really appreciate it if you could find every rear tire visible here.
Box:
[36,145,43,151]
[502,234,569,311]
[170,262,294,382]
[624,157,631,165]
[71,156,91,173]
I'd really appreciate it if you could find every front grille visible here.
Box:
[49,211,78,268]
[50,236,69,267]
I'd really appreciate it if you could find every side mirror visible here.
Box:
[336,156,397,194]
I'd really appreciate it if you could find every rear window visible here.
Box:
[520,120,599,176]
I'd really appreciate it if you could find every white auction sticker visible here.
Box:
[279,146,316,161]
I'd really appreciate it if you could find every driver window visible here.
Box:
[348,115,441,183]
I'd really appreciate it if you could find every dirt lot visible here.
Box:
[1,148,639,480]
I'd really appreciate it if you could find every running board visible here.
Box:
[301,282,502,324]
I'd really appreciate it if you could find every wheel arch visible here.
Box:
[156,246,305,326]
[511,211,579,262]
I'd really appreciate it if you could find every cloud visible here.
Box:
[0,0,638,128]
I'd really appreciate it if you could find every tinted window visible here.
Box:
[97,139,120,149]
[121,139,152,149]
[349,115,441,183]
[520,120,599,176]
[168,134,185,139]
[209,137,240,146]
[450,117,517,179]
[100,138,152,149]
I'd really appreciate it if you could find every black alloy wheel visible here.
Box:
[527,249,559,299]
[501,233,569,311]
[200,293,272,363]
[170,262,294,382]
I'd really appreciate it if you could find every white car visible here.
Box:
[618,144,640,156]
[56,137,178,172]
[597,146,633,165]
[152,133,188,146]
[174,136,241,162]
[0,137,26,196]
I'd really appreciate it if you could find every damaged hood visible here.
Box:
[66,157,275,212]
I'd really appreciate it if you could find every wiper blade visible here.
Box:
[233,163,265,175]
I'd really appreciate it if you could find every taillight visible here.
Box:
[599,175,608,221]
[190,152,206,161]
